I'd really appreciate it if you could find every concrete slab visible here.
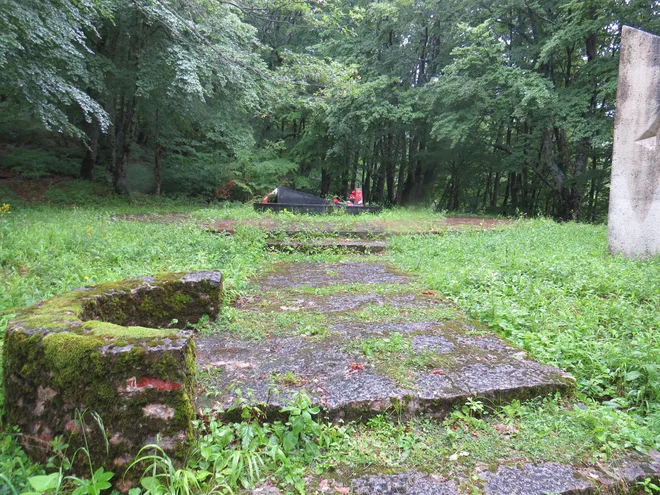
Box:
[195,262,574,420]
[242,452,660,494]
[256,261,408,290]
[608,26,660,258]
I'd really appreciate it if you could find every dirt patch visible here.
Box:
[0,169,74,202]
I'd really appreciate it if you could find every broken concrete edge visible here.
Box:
[243,451,660,494]
[210,378,576,425]
[2,270,222,478]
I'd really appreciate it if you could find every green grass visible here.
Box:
[1,201,659,494]
[339,394,651,480]
[389,219,660,440]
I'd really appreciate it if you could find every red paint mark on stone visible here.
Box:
[37,432,53,443]
[126,377,182,392]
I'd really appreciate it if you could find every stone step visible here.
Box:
[195,324,575,420]
[265,239,387,253]
[254,261,409,290]
[350,453,660,494]
[245,452,660,494]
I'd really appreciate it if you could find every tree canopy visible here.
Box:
[1,0,659,219]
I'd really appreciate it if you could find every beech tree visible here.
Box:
[2,0,660,218]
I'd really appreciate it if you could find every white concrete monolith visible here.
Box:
[608,26,660,258]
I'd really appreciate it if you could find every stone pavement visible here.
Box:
[195,262,574,419]
[196,260,660,494]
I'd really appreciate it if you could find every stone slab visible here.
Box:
[256,261,408,290]
[344,452,660,495]
[195,324,574,420]
[196,262,574,420]
[265,239,387,253]
[352,472,459,494]
[608,26,660,258]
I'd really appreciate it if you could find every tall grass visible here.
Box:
[390,219,660,440]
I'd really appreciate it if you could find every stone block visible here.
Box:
[608,26,660,258]
[2,271,222,476]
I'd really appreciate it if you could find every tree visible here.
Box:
[0,0,110,138]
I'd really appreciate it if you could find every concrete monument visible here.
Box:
[608,26,660,258]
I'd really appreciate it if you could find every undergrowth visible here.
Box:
[390,219,660,447]
[2,203,659,493]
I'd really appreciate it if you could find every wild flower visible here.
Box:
[0,203,11,217]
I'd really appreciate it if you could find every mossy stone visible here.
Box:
[2,270,222,483]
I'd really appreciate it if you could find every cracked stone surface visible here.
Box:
[352,472,459,494]
[255,261,409,290]
[195,262,574,419]
[321,451,660,495]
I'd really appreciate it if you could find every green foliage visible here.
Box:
[0,0,110,138]
[390,219,660,444]
[342,394,655,477]
[9,412,114,495]
[1,205,660,493]
[125,393,345,494]
[160,152,230,198]
[0,429,45,495]
[2,148,83,179]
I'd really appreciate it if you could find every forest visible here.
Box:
[2,0,659,220]
[2,2,660,494]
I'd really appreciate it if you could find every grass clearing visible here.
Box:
[389,219,660,443]
[1,202,659,493]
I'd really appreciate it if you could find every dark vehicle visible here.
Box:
[255,186,381,214]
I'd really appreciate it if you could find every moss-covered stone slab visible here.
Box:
[196,320,574,420]
[3,271,222,474]
[196,262,574,420]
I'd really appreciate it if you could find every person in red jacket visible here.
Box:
[348,188,363,206]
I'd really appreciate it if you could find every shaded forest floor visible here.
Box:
[0,192,659,493]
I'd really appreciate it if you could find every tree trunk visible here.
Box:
[385,134,396,204]
[491,171,501,209]
[113,93,137,195]
[321,167,331,196]
[351,152,359,191]
[80,123,99,180]
[154,146,162,195]
[401,137,417,204]
[396,134,407,205]
[483,168,492,210]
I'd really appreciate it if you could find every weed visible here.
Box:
[271,371,304,386]
[389,219,660,447]
[2,205,659,493]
